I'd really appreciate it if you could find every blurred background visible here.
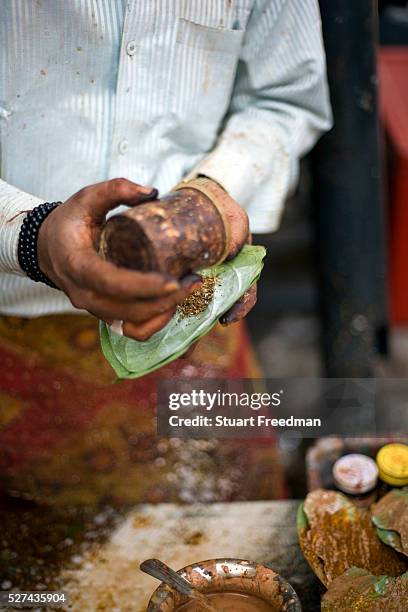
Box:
[247,0,408,495]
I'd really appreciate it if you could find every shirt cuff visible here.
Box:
[0,180,43,274]
[183,122,295,234]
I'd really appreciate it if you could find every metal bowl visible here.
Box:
[147,558,302,611]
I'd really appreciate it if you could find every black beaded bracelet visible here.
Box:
[17,201,62,289]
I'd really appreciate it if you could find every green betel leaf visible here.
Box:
[296,502,309,532]
[99,320,132,380]
[100,245,266,379]
[372,489,408,556]
[321,569,408,611]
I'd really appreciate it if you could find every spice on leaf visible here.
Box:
[100,245,266,379]
[178,275,217,317]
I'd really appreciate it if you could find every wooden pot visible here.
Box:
[100,177,247,278]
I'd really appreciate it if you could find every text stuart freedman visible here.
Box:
[166,390,321,430]
[167,414,322,428]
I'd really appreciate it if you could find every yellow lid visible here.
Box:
[376,443,408,486]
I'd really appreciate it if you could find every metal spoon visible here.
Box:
[140,558,218,611]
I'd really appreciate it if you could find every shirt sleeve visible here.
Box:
[0,179,43,274]
[185,0,333,233]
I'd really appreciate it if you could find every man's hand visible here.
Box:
[205,178,257,326]
[180,178,257,364]
[219,282,257,326]
[37,178,201,341]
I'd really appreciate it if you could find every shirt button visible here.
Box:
[126,41,137,56]
[118,139,129,155]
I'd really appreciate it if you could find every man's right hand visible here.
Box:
[37,178,201,341]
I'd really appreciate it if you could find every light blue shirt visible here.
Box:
[0,0,332,316]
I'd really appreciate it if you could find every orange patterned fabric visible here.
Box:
[0,315,285,506]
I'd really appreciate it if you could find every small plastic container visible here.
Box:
[332,453,379,508]
[376,443,408,487]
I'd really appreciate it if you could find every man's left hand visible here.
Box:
[213,181,257,326]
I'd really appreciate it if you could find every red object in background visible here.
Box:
[379,48,408,323]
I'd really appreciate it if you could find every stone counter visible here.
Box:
[64,500,321,611]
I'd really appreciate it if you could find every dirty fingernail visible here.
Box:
[220,311,236,326]
[164,280,180,292]
[140,185,158,196]
[183,273,202,286]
